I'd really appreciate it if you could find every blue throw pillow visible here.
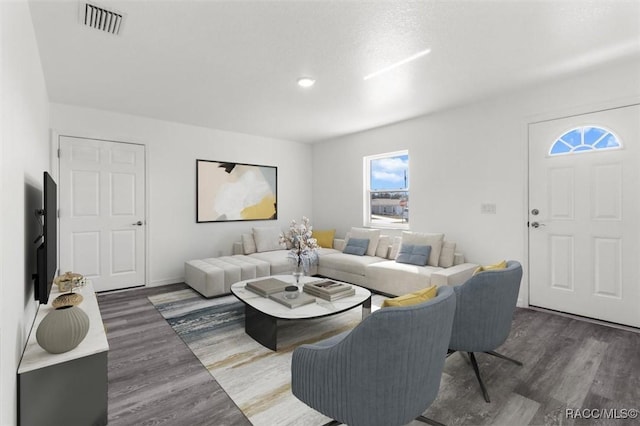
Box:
[396,244,431,266]
[343,238,369,256]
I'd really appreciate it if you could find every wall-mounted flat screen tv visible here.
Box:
[34,171,57,304]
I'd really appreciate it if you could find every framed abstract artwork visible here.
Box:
[196,159,278,222]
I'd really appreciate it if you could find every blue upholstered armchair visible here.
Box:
[291,286,456,426]
[448,260,523,403]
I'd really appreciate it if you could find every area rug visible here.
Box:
[148,288,384,426]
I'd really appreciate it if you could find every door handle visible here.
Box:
[132,221,143,226]
[531,221,546,228]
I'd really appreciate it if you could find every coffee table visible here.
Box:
[231,275,372,351]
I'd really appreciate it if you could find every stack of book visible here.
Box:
[268,291,316,309]
[245,277,289,297]
[303,280,355,301]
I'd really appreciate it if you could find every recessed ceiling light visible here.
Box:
[363,48,432,81]
[297,77,316,88]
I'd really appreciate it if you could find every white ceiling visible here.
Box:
[28,0,640,143]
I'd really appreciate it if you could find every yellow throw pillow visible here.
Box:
[473,260,508,275]
[312,229,336,248]
[382,285,438,308]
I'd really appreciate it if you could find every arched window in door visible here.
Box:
[549,126,622,156]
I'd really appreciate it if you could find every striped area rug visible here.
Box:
[148,288,383,426]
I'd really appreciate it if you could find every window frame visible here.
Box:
[363,150,410,230]
[549,125,622,156]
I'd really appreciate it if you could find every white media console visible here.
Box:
[17,281,109,426]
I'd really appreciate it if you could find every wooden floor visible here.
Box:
[97,283,251,426]
[98,283,640,426]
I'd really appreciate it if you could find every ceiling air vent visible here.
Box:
[81,2,125,35]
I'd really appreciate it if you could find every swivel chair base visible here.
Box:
[448,349,523,403]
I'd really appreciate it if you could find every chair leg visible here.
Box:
[468,352,491,403]
[322,421,341,426]
[416,415,446,426]
[485,350,523,366]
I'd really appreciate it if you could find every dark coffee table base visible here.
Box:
[245,304,278,351]
[244,296,372,351]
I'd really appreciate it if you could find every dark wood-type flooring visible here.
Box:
[97,283,250,426]
[98,283,640,426]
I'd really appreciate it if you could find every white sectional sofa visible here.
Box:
[223,226,478,297]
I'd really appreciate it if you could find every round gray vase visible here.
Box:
[36,305,90,354]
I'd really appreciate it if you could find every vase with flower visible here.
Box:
[279,216,319,287]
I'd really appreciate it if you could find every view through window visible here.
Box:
[549,126,621,155]
[365,151,409,228]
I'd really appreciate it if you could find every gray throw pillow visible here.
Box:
[396,244,431,266]
[343,238,369,256]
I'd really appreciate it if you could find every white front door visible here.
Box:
[528,104,640,327]
[59,136,146,292]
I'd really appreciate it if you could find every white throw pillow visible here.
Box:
[241,233,257,255]
[439,241,457,268]
[345,227,380,257]
[398,231,444,266]
[252,227,283,253]
[376,235,392,258]
[388,236,402,259]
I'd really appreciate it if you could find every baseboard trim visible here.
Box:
[150,277,184,287]
[525,305,640,334]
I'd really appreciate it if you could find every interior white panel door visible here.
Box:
[59,136,146,292]
[529,104,640,327]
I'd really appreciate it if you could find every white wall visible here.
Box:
[312,58,640,302]
[50,104,313,286]
[0,1,51,424]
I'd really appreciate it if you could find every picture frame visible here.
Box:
[196,159,278,223]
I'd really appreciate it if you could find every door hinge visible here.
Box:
[57,148,60,158]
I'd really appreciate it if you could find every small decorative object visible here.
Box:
[36,305,90,354]
[53,271,84,293]
[284,285,299,299]
[279,217,319,285]
[52,292,84,308]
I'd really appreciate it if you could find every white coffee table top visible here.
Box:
[231,275,371,320]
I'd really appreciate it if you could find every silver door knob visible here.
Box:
[531,221,545,228]
[132,221,143,226]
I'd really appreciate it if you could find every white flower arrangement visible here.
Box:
[279,216,319,273]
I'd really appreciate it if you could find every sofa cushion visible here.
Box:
[382,285,437,308]
[249,250,292,274]
[346,227,380,257]
[365,260,443,296]
[439,241,456,268]
[343,238,369,256]
[396,244,431,266]
[253,227,283,252]
[388,236,402,259]
[316,247,341,257]
[375,235,392,258]
[241,233,257,254]
[320,252,386,277]
[312,229,335,248]
[399,231,444,266]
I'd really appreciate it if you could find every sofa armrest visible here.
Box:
[333,238,346,251]
[232,241,244,255]
[431,263,477,287]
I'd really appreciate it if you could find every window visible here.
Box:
[364,151,409,228]
[549,126,622,156]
